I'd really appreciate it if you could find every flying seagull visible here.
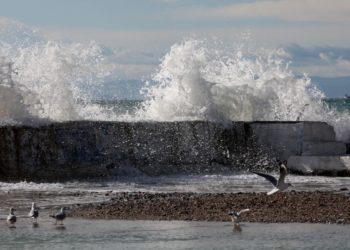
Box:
[228,209,250,232]
[7,208,16,228]
[50,207,66,225]
[29,202,39,223]
[250,163,292,195]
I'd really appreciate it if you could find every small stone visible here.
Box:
[336,219,345,224]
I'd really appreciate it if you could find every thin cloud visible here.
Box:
[149,0,180,2]
[285,44,350,77]
[188,0,350,22]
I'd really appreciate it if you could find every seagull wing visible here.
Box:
[250,170,278,187]
[7,214,16,223]
[32,209,39,218]
[267,187,280,195]
[237,208,250,216]
[55,212,66,220]
[29,208,35,217]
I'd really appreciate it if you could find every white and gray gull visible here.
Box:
[29,202,39,223]
[250,163,293,195]
[50,207,66,225]
[228,209,250,232]
[228,208,250,223]
[7,208,17,227]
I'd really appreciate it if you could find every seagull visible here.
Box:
[250,163,293,195]
[7,208,16,228]
[29,202,39,223]
[228,209,250,232]
[228,209,250,223]
[50,207,66,225]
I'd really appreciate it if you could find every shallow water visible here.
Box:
[0,219,349,250]
[2,173,350,193]
[1,174,350,215]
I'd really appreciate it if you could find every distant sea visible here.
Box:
[93,98,350,116]
[325,98,350,113]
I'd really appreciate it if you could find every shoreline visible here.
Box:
[70,191,350,224]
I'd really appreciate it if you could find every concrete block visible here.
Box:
[250,122,341,160]
[288,156,350,176]
[302,122,336,141]
[251,122,303,160]
[302,141,346,156]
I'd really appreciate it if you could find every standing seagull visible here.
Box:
[29,202,39,223]
[228,209,250,232]
[250,163,293,195]
[50,207,66,225]
[7,208,17,228]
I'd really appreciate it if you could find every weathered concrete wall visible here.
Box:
[250,121,346,159]
[0,121,346,181]
[250,122,303,160]
[0,121,253,181]
[288,156,350,176]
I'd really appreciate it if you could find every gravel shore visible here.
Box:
[70,191,350,224]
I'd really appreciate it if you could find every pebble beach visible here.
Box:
[70,191,350,224]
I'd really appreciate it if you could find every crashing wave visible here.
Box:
[137,38,350,141]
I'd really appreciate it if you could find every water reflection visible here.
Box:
[0,219,350,250]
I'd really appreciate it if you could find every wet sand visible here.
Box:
[70,191,350,224]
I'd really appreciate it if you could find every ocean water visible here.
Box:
[326,98,350,113]
[2,173,350,194]
[0,219,349,250]
[95,98,350,120]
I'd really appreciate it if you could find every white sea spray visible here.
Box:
[138,38,350,141]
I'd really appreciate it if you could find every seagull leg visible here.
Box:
[233,223,242,232]
[8,223,15,229]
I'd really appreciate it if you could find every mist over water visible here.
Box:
[0,18,349,141]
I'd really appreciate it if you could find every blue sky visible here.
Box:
[1,0,350,97]
[0,0,252,29]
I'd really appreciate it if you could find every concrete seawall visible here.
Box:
[0,121,347,181]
